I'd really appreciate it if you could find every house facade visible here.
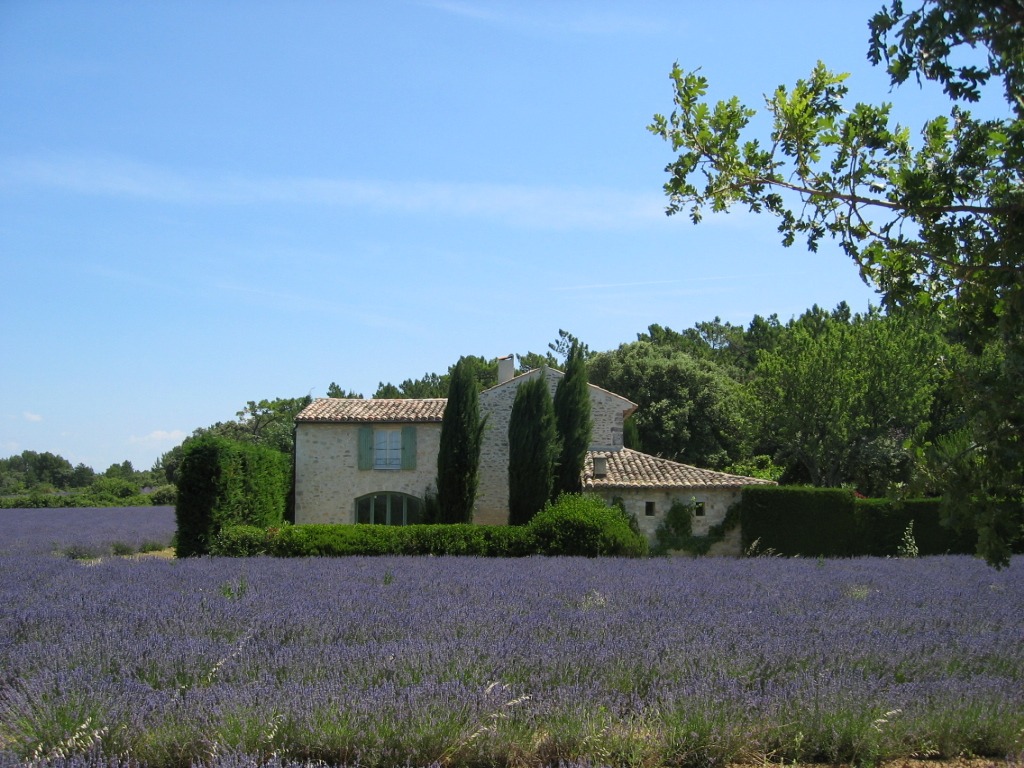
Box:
[293,398,445,526]
[293,361,772,550]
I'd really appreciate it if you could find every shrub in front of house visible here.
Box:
[213,522,538,557]
[529,493,648,557]
[278,524,396,556]
[209,524,272,556]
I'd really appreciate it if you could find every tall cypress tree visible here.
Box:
[435,358,486,523]
[552,340,592,499]
[508,373,558,525]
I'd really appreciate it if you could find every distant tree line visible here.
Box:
[0,451,174,507]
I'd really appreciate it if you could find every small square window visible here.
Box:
[694,501,706,517]
[645,501,656,517]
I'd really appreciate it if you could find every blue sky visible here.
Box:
[1,1,954,472]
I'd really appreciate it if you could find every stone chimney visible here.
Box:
[593,455,608,478]
[497,354,515,384]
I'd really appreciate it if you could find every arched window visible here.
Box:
[354,492,424,525]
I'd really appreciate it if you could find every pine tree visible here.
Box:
[552,340,592,498]
[508,373,558,525]
[435,358,486,523]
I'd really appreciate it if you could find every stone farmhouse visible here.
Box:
[293,357,772,551]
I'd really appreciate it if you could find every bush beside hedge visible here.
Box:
[211,494,646,558]
[530,494,647,557]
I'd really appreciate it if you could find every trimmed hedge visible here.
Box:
[741,486,858,557]
[211,494,644,558]
[175,436,290,557]
[740,486,977,557]
[211,523,538,558]
[854,498,976,556]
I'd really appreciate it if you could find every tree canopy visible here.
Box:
[588,340,751,469]
[650,0,1023,565]
[753,307,945,494]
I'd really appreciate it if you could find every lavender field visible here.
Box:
[0,506,176,557]
[1,541,1022,768]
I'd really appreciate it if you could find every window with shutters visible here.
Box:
[374,429,402,469]
[358,426,417,470]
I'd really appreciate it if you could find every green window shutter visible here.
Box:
[358,427,373,470]
[401,426,417,470]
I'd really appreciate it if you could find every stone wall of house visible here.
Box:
[294,422,441,524]
[474,369,635,525]
[596,487,744,555]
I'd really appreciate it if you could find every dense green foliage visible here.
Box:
[374,354,500,399]
[434,358,486,523]
[754,308,944,492]
[174,436,289,557]
[0,486,154,509]
[507,374,558,525]
[212,495,641,557]
[158,396,311,485]
[551,340,593,498]
[650,0,1023,565]
[588,339,752,468]
[0,453,162,508]
[0,450,94,494]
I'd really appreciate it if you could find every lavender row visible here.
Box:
[1,554,1021,767]
[0,506,176,556]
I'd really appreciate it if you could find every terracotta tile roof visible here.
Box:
[296,398,447,423]
[583,448,774,490]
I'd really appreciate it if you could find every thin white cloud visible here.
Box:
[552,279,685,292]
[129,429,187,446]
[1,154,666,231]
[23,412,43,422]
[420,1,669,36]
